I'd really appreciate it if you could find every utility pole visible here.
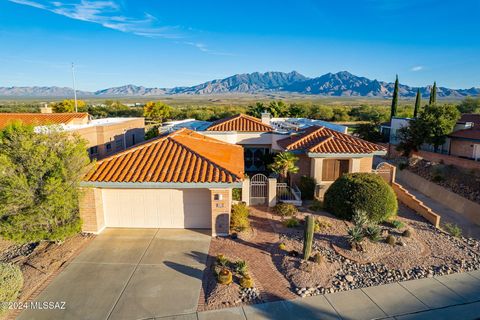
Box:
[71,62,78,112]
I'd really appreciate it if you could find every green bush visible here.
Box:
[324,173,398,223]
[0,263,23,315]
[232,188,242,201]
[444,223,462,238]
[230,203,250,232]
[309,200,323,212]
[283,218,300,228]
[234,260,248,275]
[273,203,298,217]
[298,176,316,200]
[389,219,405,229]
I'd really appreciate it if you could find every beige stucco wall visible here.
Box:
[74,118,145,159]
[359,157,374,172]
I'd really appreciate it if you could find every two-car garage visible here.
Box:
[101,188,212,229]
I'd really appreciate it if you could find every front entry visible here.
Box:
[250,173,268,205]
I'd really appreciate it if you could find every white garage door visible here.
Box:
[102,188,211,228]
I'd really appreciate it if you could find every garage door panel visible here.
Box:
[102,189,211,229]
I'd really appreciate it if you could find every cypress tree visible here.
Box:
[390,75,399,119]
[429,81,437,105]
[413,88,421,118]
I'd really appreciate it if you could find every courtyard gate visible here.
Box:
[250,173,268,205]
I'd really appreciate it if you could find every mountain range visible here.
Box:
[1,71,478,98]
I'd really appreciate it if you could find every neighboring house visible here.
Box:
[0,111,145,159]
[448,114,480,161]
[80,128,244,236]
[387,114,480,160]
[162,113,349,173]
[276,125,387,198]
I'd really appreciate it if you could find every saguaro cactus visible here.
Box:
[303,215,314,259]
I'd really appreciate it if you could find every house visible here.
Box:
[276,125,387,198]
[0,111,145,159]
[386,114,480,160]
[79,128,244,236]
[448,114,480,160]
[163,113,349,173]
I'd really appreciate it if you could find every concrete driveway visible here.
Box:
[19,228,211,320]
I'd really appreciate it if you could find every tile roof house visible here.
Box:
[276,125,387,198]
[449,113,480,160]
[80,128,244,236]
[0,112,145,159]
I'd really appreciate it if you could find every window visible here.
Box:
[132,134,136,145]
[106,143,112,151]
[89,146,98,156]
[322,159,349,181]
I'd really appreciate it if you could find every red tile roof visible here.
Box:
[85,128,244,184]
[0,113,89,129]
[449,128,480,140]
[206,114,273,132]
[277,125,386,154]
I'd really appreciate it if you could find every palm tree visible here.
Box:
[269,152,299,182]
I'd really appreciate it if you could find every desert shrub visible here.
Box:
[232,188,242,201]
[313,253,325,264]
[230,203,250,232]
[324,173,398,223]
[347,226,364,245]
[216,254,229,267]
[402,229,412,237]
[386,235,396,246]
[352,210,370,228]
[0,263,23,315]
[389,219,405,229]
[273,203,298,217]
[314,218,331,233]
[364,224,381,242]
[234,260,248,275]
[444,223,462,238]
[298,176,316,200]
[283,218,300,228]
[240,274,254,288]
[309,200,323,212]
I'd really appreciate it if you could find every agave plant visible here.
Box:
[364,224,381,242]
[347,225,364,245]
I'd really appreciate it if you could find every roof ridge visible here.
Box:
[207,113,272,131]
[307,135,333,152]
[176,129,244,148]
[171,137,243,180]
[288,125,325,149]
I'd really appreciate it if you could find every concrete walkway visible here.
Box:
[18,228,211,320]
[395,176,480,239]
[194,270,480,320]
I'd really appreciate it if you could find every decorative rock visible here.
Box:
[345,275,354,282]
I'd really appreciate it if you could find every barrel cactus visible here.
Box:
[240,274,254,288]
[303,215,314,259]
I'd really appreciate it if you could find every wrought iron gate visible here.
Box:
[250,173,268,205]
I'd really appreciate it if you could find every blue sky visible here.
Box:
[0,0,479,91]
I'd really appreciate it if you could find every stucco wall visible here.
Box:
[74,118,145,159]
[397,169,480,226]
[359,157,373,172]
[291,154,311,184]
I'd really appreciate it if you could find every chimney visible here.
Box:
[261,111,271,125]
[40,103,53,114]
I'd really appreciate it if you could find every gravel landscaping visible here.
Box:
[271,205,480,297]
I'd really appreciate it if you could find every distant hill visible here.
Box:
[1,71,478,98]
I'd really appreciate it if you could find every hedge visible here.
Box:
[324,173,397,223]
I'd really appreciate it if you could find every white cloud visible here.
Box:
[8,0,181,38]
[410,66,424,72]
